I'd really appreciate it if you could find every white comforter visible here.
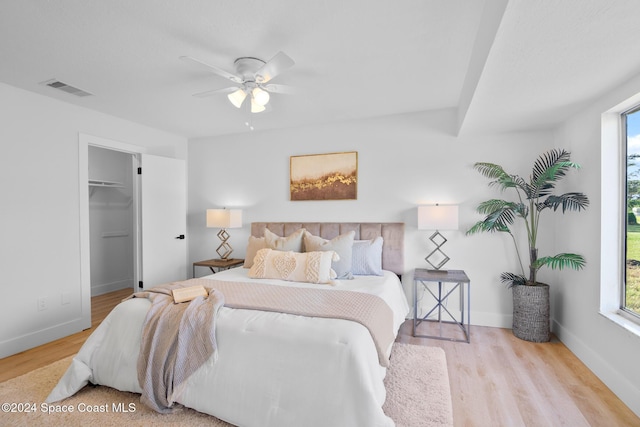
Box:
[47,268,410,427]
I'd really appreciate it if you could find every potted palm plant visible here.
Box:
[466,148,589,342]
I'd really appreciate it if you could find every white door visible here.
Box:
[139,154,187,288]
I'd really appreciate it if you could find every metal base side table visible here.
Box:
[413,268,471,343]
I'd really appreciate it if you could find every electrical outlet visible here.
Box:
[37,296,47,311]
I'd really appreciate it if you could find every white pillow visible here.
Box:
[243,235,267,268]
[248,248,338,285]
[351,237,383,276]
[264,228,306,252]
[303,230,355,279]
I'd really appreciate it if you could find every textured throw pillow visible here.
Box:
[303,230,355,279]
[248,248,338,285]
[351,237,384,276]
[243,235,267,268]
[264,228,306,252]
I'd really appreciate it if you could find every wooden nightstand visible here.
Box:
[193,258,244,278]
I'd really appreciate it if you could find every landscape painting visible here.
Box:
[290,151,357,201]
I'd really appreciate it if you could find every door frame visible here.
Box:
[78,133,147,327]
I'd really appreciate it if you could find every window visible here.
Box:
[624,107,640,318]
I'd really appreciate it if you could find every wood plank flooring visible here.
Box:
[0,288,132,383]
[1,289,638,426]
[396,321,640,427]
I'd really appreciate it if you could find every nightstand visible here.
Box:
[193,258,244,278]
[413,268,471,343]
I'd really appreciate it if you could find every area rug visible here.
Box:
[0,343,452,427]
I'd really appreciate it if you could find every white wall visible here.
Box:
[551,73,640,416]
[187,109,555,328]
[0,82,187,358]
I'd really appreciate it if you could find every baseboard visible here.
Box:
[552,319,640,418]
[0,317,88,359]
[410,310,512,329]
[91,279,132,297]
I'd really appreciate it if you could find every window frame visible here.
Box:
[623,105,640,320]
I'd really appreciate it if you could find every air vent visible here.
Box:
[40,79,93,97]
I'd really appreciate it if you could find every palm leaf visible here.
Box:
[533,253,586,270]
[512,176,536,199]
[541,192,590,212]
[531,150,581,199]
[473,162,509,180]
[500,272,527,288]
[530,149,580,199]
[466,199,522,235]
[466,220,509,235]
[531,149,571,184]
[473,163,518,191]
[475,199,515,215]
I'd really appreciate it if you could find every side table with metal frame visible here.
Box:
[413,268,471,343]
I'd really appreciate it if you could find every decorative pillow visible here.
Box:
[248,248,338,285]
[351,237,384,276]
[303,230,355,279]
[243,235,267,268]
[264,228,306,252]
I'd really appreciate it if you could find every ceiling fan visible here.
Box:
[180,51,295,113]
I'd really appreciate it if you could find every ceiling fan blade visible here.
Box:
[192,86,240,98]
[262,84,295,94]
[255,51,295,83]
[180,56,242,83]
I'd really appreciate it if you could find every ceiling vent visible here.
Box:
[40,79,93,97]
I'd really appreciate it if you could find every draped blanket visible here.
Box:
[131,284,225,413]
[187,277,396,367]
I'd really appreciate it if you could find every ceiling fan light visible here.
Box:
[251,98,266,113]
[252,87,270,106]
[227,89,247,108]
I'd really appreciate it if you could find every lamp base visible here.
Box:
[425,230,451,270]
[216,229,233,259]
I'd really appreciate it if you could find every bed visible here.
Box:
[47,222,409,427]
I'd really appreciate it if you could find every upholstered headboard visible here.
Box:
[251,222,405,275]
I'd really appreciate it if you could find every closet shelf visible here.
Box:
[89,179,124,188]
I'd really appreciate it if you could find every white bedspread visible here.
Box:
[47,269,410,427]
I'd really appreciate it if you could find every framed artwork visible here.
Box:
[290,151,358,201]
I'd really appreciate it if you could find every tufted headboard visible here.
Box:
[251,222,405,275]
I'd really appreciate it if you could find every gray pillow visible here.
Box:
[264,228,305,252]
[351,237,383,276]
[304,231,355,279]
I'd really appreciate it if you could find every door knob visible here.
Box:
[175,234,185,240]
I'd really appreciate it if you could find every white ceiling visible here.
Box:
[1,0,640,138]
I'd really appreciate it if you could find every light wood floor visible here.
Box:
[397,321,640,427]
[1,289,638,426]
[0,288,133,383]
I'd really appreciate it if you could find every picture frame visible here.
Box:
[290,151,358,201]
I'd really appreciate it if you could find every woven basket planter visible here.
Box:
[512,283,550,342]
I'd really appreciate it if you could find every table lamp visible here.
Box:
[418,204,459,271]
[206,208,242,259]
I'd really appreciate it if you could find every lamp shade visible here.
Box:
[418,205,459,230]
[250,97,266,113]
[206,209,242,229]
[252,87,270,106]
[227,89,247,108]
